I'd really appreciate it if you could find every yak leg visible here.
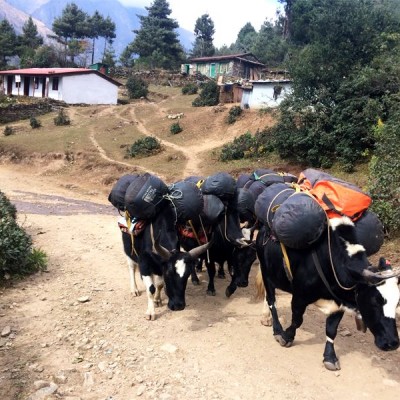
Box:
[191,258,201,285]
[277,295,307,347]
[142,275,158,321]
[205,259,216,296]
[323,311,344,371]
[260,298,272,326]
[153,274,164,308]
[127,256,140,296]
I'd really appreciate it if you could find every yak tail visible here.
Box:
[255,267,266,301]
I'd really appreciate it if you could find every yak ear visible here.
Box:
[378,257,392,271]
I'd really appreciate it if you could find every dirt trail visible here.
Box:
[1,103,400,400]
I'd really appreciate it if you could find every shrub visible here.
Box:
[368,114,400,236]
[182,83,198,95]
[219,132,256,161]
[3,126,13,136]
[227,106,243,124]
[0,192,47,282]
[30,116,41,129]
[126,76,149,99]
[192,80,219,107]
[127,136,162,158]
[54,109,70,126]
[170,122,183,135]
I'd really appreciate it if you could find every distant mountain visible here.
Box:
[0,0,54,43]
[2,0,194,61]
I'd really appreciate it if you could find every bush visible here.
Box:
[0,192,47,282]
[3,126,13,136]
[30,116,41,129]
[368,114,400,236]
[126,76,149,99]
[182,83,198,95]
[227,106,243,124]
[219,132,256,161]
[54,109,70,126]
[127,136,162,158]
[192,80,219,107]
[170,122,183,134]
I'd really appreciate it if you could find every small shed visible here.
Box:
[0,68,121,105]
[89,63,110,75]
[189,53,265,80]
[240,80,293,109]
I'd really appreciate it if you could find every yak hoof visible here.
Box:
[274,335,292,347]
[207,289,216,296]
[225,286,235,298]
[260,316,272,327]
[145,313,156,321]
[131,290,141,297]
[324,360,341,371]
[191,279,200,286]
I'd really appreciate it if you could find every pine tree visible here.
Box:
[191,14,215,57]
[0,19,18,67]
[19,17,44,68]
[126,0,184,69]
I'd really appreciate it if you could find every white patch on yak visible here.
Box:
[329,216,354,231]
[314,299,357,315]
[345,242,366,257]
[377,277,400,319]
[175,259,187,278]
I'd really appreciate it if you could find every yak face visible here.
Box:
[356,275,400,351]
[162,253,194,311]
[231,245,257,287]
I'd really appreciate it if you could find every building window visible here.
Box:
[52,77,59,91]
[15,82,21,88]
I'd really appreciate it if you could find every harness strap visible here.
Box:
[125,210,138,257]
[188,219,202,245]
[312,250,341,303]
[280,242,293,282]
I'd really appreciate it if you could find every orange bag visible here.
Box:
[298,168,371,221]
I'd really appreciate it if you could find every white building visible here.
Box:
[0,68,121,105]
[240,80,292,109]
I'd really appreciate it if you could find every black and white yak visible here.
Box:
[255,216,400,370]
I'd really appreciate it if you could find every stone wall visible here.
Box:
[0,99,66,124]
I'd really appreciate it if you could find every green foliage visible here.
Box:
[0,192,47,282]
[170,122,182,134]
[0,190,17,219]
[0,19,18,67]
[181,83,198,95]
[126,76,149,99]
[30,116,41,129]
[191,14,215,57]
[3,126,14,136]
[227,106,243,124]
[219,132,256,161]
[126,0,185,69]
[192,80,219,107]
[127,136,162,158]
[368,113,400,236]
[54,109,71,126]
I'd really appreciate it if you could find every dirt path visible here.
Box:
[1,103,400,399]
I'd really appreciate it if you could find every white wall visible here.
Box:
[58,74,119,105]
[241,81,292,109]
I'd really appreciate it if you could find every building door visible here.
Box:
[210,63,216,78]
[42,78,46,97]
[7,76,12,94]
[23,77,30,96]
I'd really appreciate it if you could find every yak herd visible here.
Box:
[108,168,400,371]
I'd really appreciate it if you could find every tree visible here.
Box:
[101,16,116,61]
[19,17,44,68]
[233,23,257,53]
[126,0,184,69]
[52,3,89,64]
[87,11,105,64]
[0,19,18,68]
[191,14,215,57]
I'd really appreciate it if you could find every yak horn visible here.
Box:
[362,267,400,281]
[151,222,172,260]
[188,240,213,259]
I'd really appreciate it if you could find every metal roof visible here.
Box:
[189,53,265,67]
[0,68,122,86]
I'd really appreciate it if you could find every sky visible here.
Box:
[117,0,283,47]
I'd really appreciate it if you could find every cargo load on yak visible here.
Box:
[200,172,236,201]
[235,188,256,223]
[168,180,204,223]
[250,169,298,187]
[354,210,385,256]
[298,168,371,221]
[108,174,140,211]
[254,183,295,227]
[124,173,169,219]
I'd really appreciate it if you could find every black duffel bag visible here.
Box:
[354,210,385,256]
[108,174,140,211]
[201,172,236,200]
